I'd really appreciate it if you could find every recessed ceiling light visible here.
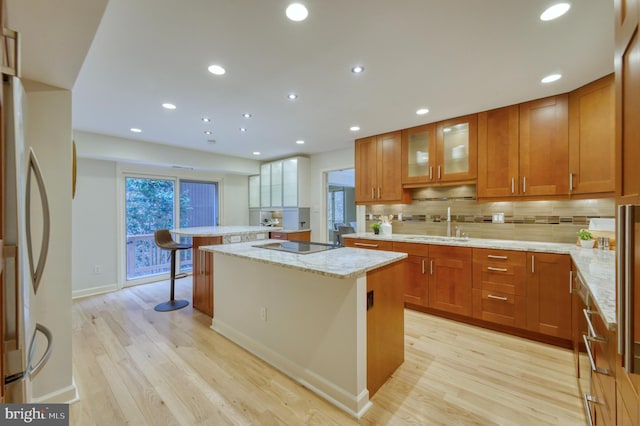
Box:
[416,108,429,115]
[540,3,571,21]
[162,103,176,110]
[351,65,365,74]
[541,73,562,83]
[202,117,211,123]
[286,3,308,21]
[204,130,213,135]
[208,65,226,75]
[253,151,261,156]
[240,127,247,132]
[296,140,305,144]
[350,126,360,131]
[242,113,252,118]
[288,93,298,100]
[130,128,142,133]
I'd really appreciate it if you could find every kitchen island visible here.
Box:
[171,226,278,316]
[201,240,407,418]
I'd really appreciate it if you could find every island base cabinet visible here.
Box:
[366,260,405,397]
[192,236,222,317]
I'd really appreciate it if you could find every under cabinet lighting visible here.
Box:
[540,3,571,21]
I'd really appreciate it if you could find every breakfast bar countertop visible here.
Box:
[171,225,280,237]
[201,239,407,279]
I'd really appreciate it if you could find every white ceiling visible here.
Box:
[7,0,614,162]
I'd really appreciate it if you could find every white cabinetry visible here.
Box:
[248,175,260,208]
[258,157,309,208]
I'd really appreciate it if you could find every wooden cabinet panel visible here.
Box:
[402,254,429,307]
[472,248,526,296]
[192,236,222,317]
[355,133,408,204]
[472,289,526,328]
[589,310,616,426]
[366,261,405,396]
[428,245,472,316]
[525,252,571,339]
[477,106,519,198]
[519,95,569,197]
[269,230,311,242]
[569,74,615,196]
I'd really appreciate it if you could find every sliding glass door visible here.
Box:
[124,176,218,283]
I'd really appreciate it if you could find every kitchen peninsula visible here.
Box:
[171,226,277,316]
[201,240,407,418]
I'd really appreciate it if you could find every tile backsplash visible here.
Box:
[365,188,615,244]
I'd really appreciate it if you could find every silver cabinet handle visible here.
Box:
[488,254,508,259]
[421,258,425,274]
[531,255,535,273]
[583,394,599,426]
[487,267,508,272]
[487,294,508,301]
[583,334,609,375]
[523,176,527,193]
[430,259,433,275]
[617,204,625,355]
[511,177,515,194]
[437,165,441,179]
[583,309,607,342]
[569,172,574,192]
[429,166,433,180]
[354,242,379,248]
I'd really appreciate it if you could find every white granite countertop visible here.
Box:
[270,229,311,233]
[171,226,280,237]
[201,239,407,279]
[344,233,616,330]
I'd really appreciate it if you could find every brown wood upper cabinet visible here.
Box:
[355,132,410,204]
[478,95,569,199]
[402,115,477,186]
[569,74,615,196]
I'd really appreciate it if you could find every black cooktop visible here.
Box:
[255,241,337,255]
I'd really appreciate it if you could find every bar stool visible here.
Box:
[153,229,192,312]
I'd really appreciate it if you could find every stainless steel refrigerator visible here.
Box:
[3,76,53,401]
[617,204,640,374]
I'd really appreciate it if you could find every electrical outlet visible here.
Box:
[94,265,102,274]
[260,306,267,321]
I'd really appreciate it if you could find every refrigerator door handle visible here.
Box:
[4,323,54,385]
[617,204,626,356]
[25,148,50,295]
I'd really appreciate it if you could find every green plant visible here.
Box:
[371,223,381,232]
[577,230,593,241]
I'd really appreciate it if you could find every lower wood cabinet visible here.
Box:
[584,308,616,425]
[192,236,222,317]
[526,252,571,340]
[393,242,429,307]
[428,245,472,316]
[472,248,526,328]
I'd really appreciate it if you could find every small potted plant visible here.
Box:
[577,230,595,248]
[371,222,381,235]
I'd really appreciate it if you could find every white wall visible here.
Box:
[309,148,354,242]
[71,157,250,296]
[24,82,75,403]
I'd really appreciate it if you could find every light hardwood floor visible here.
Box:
[70,277,586,425]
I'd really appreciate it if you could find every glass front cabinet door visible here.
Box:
[260,163,271,208]
[402,123,436,184]
[436,114,478,183]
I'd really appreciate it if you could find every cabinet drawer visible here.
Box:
[344,238,393,251]
[393,241,429,257]
[592,372,616,425]
[270,232,287,240]
[473,248,526,266]
[473,261,526,295]
[472,289,526,329]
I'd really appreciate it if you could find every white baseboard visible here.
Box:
[211,319,371,418]
[31,377,78,404]
[72,283,118,299]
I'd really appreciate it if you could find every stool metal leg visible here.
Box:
[155,249,189,312]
